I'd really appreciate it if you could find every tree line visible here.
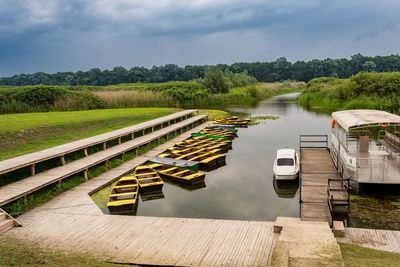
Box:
[1,54,400,86]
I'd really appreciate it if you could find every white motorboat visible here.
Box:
[273,149,299,180]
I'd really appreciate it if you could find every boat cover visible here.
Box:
[148,157,199,171]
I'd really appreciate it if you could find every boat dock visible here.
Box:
[299,135,348,224]
[1,120,276,266]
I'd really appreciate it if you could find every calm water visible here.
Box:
[93,93,332,221]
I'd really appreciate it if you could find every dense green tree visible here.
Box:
[1,54,400,86]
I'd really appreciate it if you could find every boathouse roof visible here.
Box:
[332,109,400,131]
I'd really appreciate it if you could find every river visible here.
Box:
[93,92,332,221]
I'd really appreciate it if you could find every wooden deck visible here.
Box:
[0,109,198,175]
[2,122,276,266]
[337,227,400,254]
[300,148,341,222]
[0,115,206,207]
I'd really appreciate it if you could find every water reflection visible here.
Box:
[272,176,299,198]
[162,177,207,191]
[140,191,165,201]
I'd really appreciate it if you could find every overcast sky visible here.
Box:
[0,0,399,76]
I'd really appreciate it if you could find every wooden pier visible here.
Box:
[299,135,348,224]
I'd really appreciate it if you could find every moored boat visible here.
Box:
[134,165,164,192]
[167,146,223,155]
[148,157,199,171]
[148,163,206,184]
[273,149,300,180]
[191,132,230,140]
[107,176,138,213]
[158,150,226,168]
[175,139,232,151]
[200,129,237,139]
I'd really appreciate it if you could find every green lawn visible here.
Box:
[0,236,138,266]
[340,242,400,266]
[0,108,178,160]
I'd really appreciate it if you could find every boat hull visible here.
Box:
[108,203,137,213]
[274,173,299,180]
[139,183,164,193]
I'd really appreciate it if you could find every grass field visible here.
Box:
[0,108,177,160]
[339,242,400,266]
[0,108,227,161]
[0,236,137,266]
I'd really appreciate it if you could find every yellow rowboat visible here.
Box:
[167,146,223,155]
[192,136,232,143]
[199,130,237,139]
[134,165,164,192]
[148,163,206,185]
[107,176,138,212]
[158,150,226,168]
[175,139,232,150]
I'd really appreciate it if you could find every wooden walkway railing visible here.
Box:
[0,109,198,177]
[0,113,206,207]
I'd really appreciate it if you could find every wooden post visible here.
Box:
[118,137,121,145]
[152,126,154,132]
[23,195,27,206]
[30,164,35,176]
[186,126,188,131]
[142,129,145,136]
[84,169,88,181]
[60,155,65,166]
[147,143,150,150]
[84,148,88,157]
[174,119,177,124]
[131,132,134,140]
[105,160,109,170]
[158,138,160,145]
[168,121,171,126]
[166,134,169,141]
[136,148,139,156]
[121,153,125,161]
[103,142,107,150]
[58,180,62,192]
[180,128,183,134]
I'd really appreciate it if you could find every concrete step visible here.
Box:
[272,217,344,267]
[274,216,330,233]
[332,221,345,237]
[0,219,14,234]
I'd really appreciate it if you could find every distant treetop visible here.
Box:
[1,54,400,86]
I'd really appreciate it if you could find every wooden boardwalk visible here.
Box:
[0,109,197,175]
[337,227,400,254]
[300,148,340,223]
[0,115,206,207]
[2,122,276,266]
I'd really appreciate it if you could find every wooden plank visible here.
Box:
[301,203,331,222]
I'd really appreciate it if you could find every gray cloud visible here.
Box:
[0,0,399,76]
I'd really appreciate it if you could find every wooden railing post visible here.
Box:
[84,169,88,181]
[30,164,35,176]
[84,148,88,157]
[60,155,65,166]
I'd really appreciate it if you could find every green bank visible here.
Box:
[298,72,400,114]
